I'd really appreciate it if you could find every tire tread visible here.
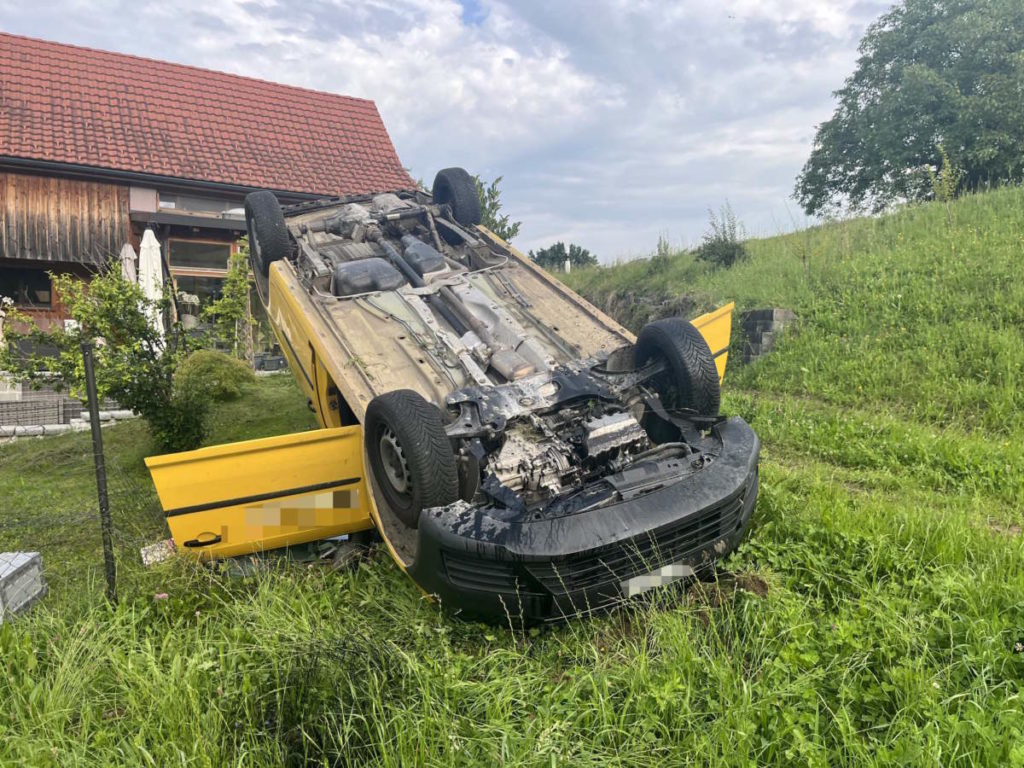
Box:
[365,390,458,527]
[635,317,721,416]
[244,191,290,276]
[432,167,482,227]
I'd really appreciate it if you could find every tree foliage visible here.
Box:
[0,265,209,452]
[474,175,521,242]
[202,238,254,363]
[795,0,1024,216]
[528,242,598,270]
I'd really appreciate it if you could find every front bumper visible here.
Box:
[408,417,761,624]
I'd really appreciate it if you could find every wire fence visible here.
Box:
[0,378,121,427]
[0,443,169,616]
[0,345,168,618]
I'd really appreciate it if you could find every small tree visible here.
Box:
[695,202,748,268]
[529,242,598,271]
[203,238,254,364]
[474,175,521,242]
[927,143,964,224]
[0,264,209,452]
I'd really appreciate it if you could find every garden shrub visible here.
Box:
[174,349,256,403]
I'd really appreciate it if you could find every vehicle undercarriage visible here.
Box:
[235,167,761,622]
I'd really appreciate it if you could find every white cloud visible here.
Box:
[0,0,890,260]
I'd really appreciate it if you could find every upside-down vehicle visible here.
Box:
[146,168,760,623]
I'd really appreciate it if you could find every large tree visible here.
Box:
[795,0,1024,216]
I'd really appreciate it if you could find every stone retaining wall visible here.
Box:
[742,308,796,363]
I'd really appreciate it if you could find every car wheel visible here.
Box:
[244,191,290,279]
[432,167,482,228]
[364,390,459,528]
[635,317,721,416]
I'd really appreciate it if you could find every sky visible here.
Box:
[0,0,893,262]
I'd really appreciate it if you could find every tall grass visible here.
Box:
[566,187,1024,434]
[2,190,1024,765]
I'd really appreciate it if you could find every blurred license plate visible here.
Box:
[621,563,695,598]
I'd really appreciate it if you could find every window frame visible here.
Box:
[0,266,54,309]
[167,238,236,281]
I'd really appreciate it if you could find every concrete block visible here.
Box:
[0,552,48,623]
[0,425,15,437]
[108,410,136,421]
[743,308,776,323]
[741,307,796,363]
[81,411,113,422]
[42,423,71,435]
[14,425,43,437]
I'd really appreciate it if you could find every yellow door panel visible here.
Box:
[690,302,734,382]
[145,427,374,559]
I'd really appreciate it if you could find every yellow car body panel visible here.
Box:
[146,221,736,562]
[145,426,373,559]
[689,301,734,383]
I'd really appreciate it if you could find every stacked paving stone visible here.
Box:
[742,308,796,363]
[0,379,135,438]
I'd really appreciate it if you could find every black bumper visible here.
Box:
[408,417,761,624]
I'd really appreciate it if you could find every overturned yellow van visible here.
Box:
[147,168,759,623]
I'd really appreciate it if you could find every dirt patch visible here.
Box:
[987,519,1022,536]
[734,573,770,597]
[688,571,770,608]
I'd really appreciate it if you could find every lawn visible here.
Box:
[1,189,1023,766]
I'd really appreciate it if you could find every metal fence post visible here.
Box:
[81,341,117,604]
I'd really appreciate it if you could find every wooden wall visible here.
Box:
[0,172,131,265]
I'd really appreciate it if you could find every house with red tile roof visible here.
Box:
[0,31,414,329]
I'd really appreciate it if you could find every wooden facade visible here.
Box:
[0,172,131,264]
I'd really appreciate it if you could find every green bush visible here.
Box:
[0,265,209,453]
[147,387,210,453]
[696,202,748,268]
[202,242,254,360]
[174,349,256,403]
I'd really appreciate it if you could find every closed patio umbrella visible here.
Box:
[119,242,137,283]
[138,229,165,345]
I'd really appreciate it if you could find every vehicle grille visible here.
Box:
[524,490,747,594]
[442,553,527,595]
[442,484,750,597]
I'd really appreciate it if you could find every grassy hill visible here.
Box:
[2,189,1023,765]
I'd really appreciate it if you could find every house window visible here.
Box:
[173,275,225,307]
[0,267,52,307]
[168,241,232,273]
[159,193,238,215]
[168,240,234,323]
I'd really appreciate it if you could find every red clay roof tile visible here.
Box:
[0,32,414,196]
